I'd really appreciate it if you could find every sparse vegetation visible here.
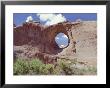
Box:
[14,58,97,75]
[14,58,55,75]
[14,59,29,75]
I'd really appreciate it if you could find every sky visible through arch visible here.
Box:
[13,13,97,48]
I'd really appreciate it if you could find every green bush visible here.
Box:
[14,58,55,75]
[14,58,75,75]
[71,66,97,75]
[58,59,74,75]
[29,59,43,74]
[14,59,29,75]
[13,58,97,75]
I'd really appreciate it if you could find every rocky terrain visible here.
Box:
[14,21,78,63]
[14,20,97,73]
[58,21,97,67]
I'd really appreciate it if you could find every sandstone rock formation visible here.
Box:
[14,21,80,52]
[14,20,97,67]
[14,20,97,71]
[14,21,80,64]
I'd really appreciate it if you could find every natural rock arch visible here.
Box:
[42,24,70,53]
[14,21,80,61]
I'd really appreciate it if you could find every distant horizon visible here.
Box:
[13,13,97,26]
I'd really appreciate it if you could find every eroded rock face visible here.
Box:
[14,21,80,64]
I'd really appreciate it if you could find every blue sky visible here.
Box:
[13,13,97,48]
[55,33,69,48]
[13,13,97,26]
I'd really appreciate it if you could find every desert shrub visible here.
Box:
[58,59,74,75]
[14,59,29,75]
[14,58,56,75]
[39,64,48,75]
[57,58,97,75]
[44,64,55,74]
[87,66,97,73]
[52,66,62,75]
[70,65,97,75]
[29,59,55,75]
[14,57,76,75]
[14,57,96,75]
[29,59,43,74]
[73,66,97,75]
[39,64,55,75]
[84,66,97,75]
[71,67,85,75]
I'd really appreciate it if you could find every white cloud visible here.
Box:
[62,34,68,39]
[37,14,54,22]
[26,16,33,22]
[36,13,66,25]
[55,37,60,40]
[60,45,65,48]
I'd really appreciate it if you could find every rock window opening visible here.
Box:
[55,33,69,49]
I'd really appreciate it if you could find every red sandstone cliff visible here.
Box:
[14,20,97,68]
